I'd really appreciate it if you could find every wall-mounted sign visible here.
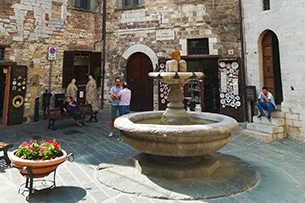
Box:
[48,47,56,61]
[156,29,175,41]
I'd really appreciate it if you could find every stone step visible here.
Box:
[242,129,277,142]
[252,116,285,126]
[247,122,284,134]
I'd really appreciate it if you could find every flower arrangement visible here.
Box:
[15,139,63,160]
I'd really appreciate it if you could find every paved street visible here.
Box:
[0,110,305,203]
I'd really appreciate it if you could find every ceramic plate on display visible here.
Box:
[226,63,231,69]
[161,99,166,104]
[236,101,241,107]
[219,62,226,68]
[164,96,168,99]
[222,105,226,108]
[225,93,230,98]
[230,102,235,107]
[160,63,165,69]
[220,99,226,104]
[160,88,163,92]
[229,68,234,73]
[220,93,225,98]
[232,62,239,69]
[235,96,240,100]
[160,93,164,98]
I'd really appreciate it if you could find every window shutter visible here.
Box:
[62,51,75,88]
[90,52,102,86]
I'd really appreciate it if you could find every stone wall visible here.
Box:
[103,0,241,108]
[0,0,102,118]
[242,0,305,141]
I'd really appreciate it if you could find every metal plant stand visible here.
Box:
[14,153,74,200]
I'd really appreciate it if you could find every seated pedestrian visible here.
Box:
[256,86,276,120]
[63,96,87,126]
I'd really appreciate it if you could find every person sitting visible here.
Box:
[256,86,276,120]
[63,96,87,126]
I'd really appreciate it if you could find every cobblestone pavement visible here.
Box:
[0,110,305,203]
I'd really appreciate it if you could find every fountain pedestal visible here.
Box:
[133,153,220,179]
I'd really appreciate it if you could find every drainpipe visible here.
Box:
[239,0,248,121]
[101,0,107,109]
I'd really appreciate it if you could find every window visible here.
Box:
[62,51,101,88]
[71,0,91,10]
[0,47,4,60]
[117,0,143,9]
[188,38,209,55]
[263,0,270,10]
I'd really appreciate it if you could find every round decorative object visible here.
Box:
[220,99,225,104]
[160,63,165,69]
[220,93,225,98]
[160,93,164,98]
[164,96,168,100]
[160,88,163,92]
[161,99,166,104]
[219,62,226,68]
[229,69,234,73]
[232,62,239,69]
[226,63,231,69]
[235,96,240,100]
[230,102,235,107]
[12,95,24,108]
[236,101,241,107]
[12,81,17,85]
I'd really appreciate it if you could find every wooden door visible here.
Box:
[262,31,283,105]
[262,32,275,96]
[127,53,153,111]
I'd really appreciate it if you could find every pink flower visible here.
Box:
[39,148,45,153]
[30,139,35,143]
[20,142,27,147]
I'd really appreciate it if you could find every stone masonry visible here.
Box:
[0,0,102,118]
[242,0,305,142]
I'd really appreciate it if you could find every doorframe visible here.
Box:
[259,30,283,105]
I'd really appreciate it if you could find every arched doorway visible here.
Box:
[262,31,283,105]
[127,52,153,111]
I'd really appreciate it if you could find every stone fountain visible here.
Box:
[114,50,240,179]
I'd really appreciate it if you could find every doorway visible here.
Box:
[127,52,153,111]
[262,31,283,105]
[186,58,220,113]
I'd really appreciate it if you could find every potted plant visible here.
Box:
[9,139,67,178]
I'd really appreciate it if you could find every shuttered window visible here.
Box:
[62,51,101,87]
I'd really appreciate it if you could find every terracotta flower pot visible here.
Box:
[9,150,67,178]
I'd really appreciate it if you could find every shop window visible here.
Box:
[188,38,209,55]
[117,0,143,9]
[0,47,4,60]
[263,0,270,10]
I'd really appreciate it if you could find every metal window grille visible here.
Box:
[188,38,209,55]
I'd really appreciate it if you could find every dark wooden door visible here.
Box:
[127,53,153,111]
[262,32,275,96]
[262,31,283,105]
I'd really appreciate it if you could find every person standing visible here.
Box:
[108,78,122,137]
[256,86,276,120]
[118,81,131,116]
[117,81,132,141]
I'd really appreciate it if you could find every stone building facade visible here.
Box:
[242,0,305,141]
[0,0,102,124]
[104,0,244,120]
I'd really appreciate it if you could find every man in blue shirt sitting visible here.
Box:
[256,86,276,120]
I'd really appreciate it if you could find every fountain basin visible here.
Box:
[114,111,239,157]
